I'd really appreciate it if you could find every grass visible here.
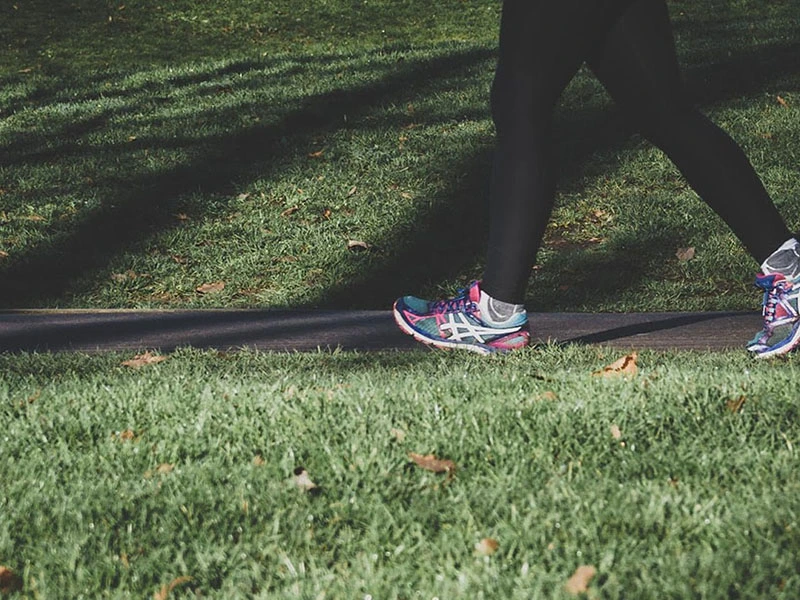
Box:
[1,0,798,310]
[2,347,800,598]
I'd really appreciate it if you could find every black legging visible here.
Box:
[482,0,792,304]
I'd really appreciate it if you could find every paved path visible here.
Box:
[0,309,762,353]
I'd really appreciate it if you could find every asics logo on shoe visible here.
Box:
[439,312,522,343]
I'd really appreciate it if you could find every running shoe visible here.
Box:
[747,272,800,358]
[392,281,530,354]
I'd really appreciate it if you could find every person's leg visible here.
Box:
[586,0,793,264]
[394,0,638,352]
[587,0,800,357]
[482,0,636,304]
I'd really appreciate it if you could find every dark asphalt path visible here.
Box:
[0,309,762,353]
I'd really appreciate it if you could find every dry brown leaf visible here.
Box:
[610,424,622,440]
[308,149,325,158]
[118,429,136,441]
[196,281,225,294]
[593,352,638,378]
[322,208,332,219]
[253,455,266,466]
[676,246,695,262]
[145,463,175,479]
[236,193,250,201]
[153,575,192,600]
[0,250,9,259]
[281,205,300,217]
[726,395,746,413]
[0,566,23,594]
[121,351,168,368]
[347,186,357,196]
[25,214,45,222]
[565,565,597,595]
[347,239,371,251]
[408,452,456,476]
[474,537,499,557]
[777,95,789,107]
[174,212,190,222]
[293,467,318,493]
[111,270,138,282]
[538,390,558,401]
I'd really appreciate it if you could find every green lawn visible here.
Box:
[2,348,800,598]
[3,1,800,598]
[1,0,798,311]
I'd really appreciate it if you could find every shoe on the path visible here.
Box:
[393,281,530,354]
[747,272,800,358]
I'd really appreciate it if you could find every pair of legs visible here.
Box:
[482,0,792,303]
[394,0,800,356]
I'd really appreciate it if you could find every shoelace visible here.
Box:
[762,280,788,326]
[431,288,475,314]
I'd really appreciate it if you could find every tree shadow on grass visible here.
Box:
[1,34,798,311]
[0,45,497,308]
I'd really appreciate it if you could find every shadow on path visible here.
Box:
[0,309,762,353]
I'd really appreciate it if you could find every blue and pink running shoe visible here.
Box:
[747,272,800,358]
[393,281,530,354]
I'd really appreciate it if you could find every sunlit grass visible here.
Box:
[2,348,800,597]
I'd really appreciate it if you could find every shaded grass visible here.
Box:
[2,347,800,597]
[0,0,798,310]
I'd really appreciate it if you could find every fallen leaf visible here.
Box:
[0,250,8,259]
[593,352,638,378]
[293,466,318,493]
[347,239,371,251]
[308,149,325,158]
[726,395,746,413]
[610,424,622,439]
[25,214,45,222]
[0,566,23,594]
[347,186,357,196]
[253,455,265,466]
[111,269,138,282]
[145,463,175,479]
[322,208,332,219]
[777,95,789,107]
[676,246,695,261]
[196,281,225,294]
[474,537,499,557]
[18,67,34,74]
[538,391,558,401]
[390,427,406,442]
[121,352,168,368]
[565,565,597,595]
[236,193,250,201]
[174,213,190,221]
[408,452,456,476]
[153,575,192,600]
[281,205,300,217]
[118,429,136,441]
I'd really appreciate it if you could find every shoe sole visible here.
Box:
[392,303,499,355]
[752,321,800,359]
